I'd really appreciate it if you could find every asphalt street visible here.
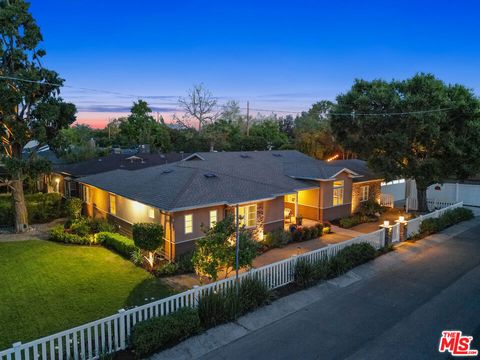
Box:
[200,223,480,360]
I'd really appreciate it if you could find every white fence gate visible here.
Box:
[0,229,386,360]
[391,222,400,243]
[405,202,463,239]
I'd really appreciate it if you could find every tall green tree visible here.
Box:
[331,73,480,212]
[0,0,76,232]
[119,100,171,152]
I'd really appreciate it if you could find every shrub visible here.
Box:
[315,223,324,235]
[291,229,303,242]
[49,224,93,245]
[96,232,137,258]
[358,198,384,218]
[301,227,312,241]
[237,276,270,314]
[198,276,270,328]
[27,192,65,223]
[419,207,474,236]
[335,243,376,269]
[313,258,331,281]
[129,307,201,358]
[89,218,117,233]
[65,197,83,221]
[155,262,179,277]
[322,225,331,234]
[328,255,349,277]
[310,226,319,239]
[262,229,291,249]
[339,215,361,229]
[294,258,316,288]
[177,251,195,273]
[198,289,234,328]
[70,218,92,237]
[130,248,144,266]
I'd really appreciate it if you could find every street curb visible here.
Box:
[150,217,480,360]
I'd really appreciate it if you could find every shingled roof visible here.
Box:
[77,151,381,211]
[54,152,191,177]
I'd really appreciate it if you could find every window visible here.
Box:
[185,214,193,234]
[148,207,155,219]
[360,185,369,202]
[109,194,116,215]
[209,210,217,228]
[238,204,257,228]
[83,186,91,204]
[333,180,344,206]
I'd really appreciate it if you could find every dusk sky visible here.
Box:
[30,0,480,128]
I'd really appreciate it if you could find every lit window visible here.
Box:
[209,210,217,228]
[185,214,193,234]
[333,180,344,206]
[360,185,369,202]
[238,204,257,227]
[148,207,155,219]
[109,194,116,215]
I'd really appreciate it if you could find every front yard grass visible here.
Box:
[0,240,174,350]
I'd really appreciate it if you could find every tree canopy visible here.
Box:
[331,73,480,211]
[0,0,76,231]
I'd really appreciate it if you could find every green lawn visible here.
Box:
[0,240,174,349]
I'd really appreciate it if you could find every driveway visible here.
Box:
[197,218,480,359]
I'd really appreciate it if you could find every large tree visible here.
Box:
[0,0,76,232]
[175,84,219,130]
[331,73,480,212]
[118,100,171,152]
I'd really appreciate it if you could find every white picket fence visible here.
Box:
[405,202,464,239]
[426,199,456,211]
[0,228,386,360]
[380,193,394,208]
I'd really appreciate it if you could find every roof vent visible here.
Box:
[162,169,173,174]
[240,154,250,158]
[203,173,217,178]
[272,153,282,157]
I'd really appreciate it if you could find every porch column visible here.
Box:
[295,192,298,217]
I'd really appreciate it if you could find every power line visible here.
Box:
[0,75,458,117]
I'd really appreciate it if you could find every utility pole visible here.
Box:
[246,101,250,136]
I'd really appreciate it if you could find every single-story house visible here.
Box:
[41,152,191,197]
[76,151,382,260]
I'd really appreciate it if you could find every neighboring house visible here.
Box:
[42,152,191,197]
[76,151,383,260]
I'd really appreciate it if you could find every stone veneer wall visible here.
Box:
[351,181,382,213]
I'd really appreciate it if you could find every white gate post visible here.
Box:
[13,342,21,360]
[118,309,126,349]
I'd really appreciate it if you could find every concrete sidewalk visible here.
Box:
[151,216,480,360]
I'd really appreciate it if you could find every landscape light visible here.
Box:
[383,220,390,227]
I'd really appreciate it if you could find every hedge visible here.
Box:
[129,307,201,358]
[96,231,138,258]
[419,207,474,236]
[49,225,93,245]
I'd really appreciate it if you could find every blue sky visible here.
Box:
[30,0,480,127]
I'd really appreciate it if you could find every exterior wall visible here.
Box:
[351,180,382,213]
[172,204,226,258]
[263,196,284,232]
[381,179,406,201]
[319,172,353,221]
[80,183,174,259]
[297,188,320,221]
